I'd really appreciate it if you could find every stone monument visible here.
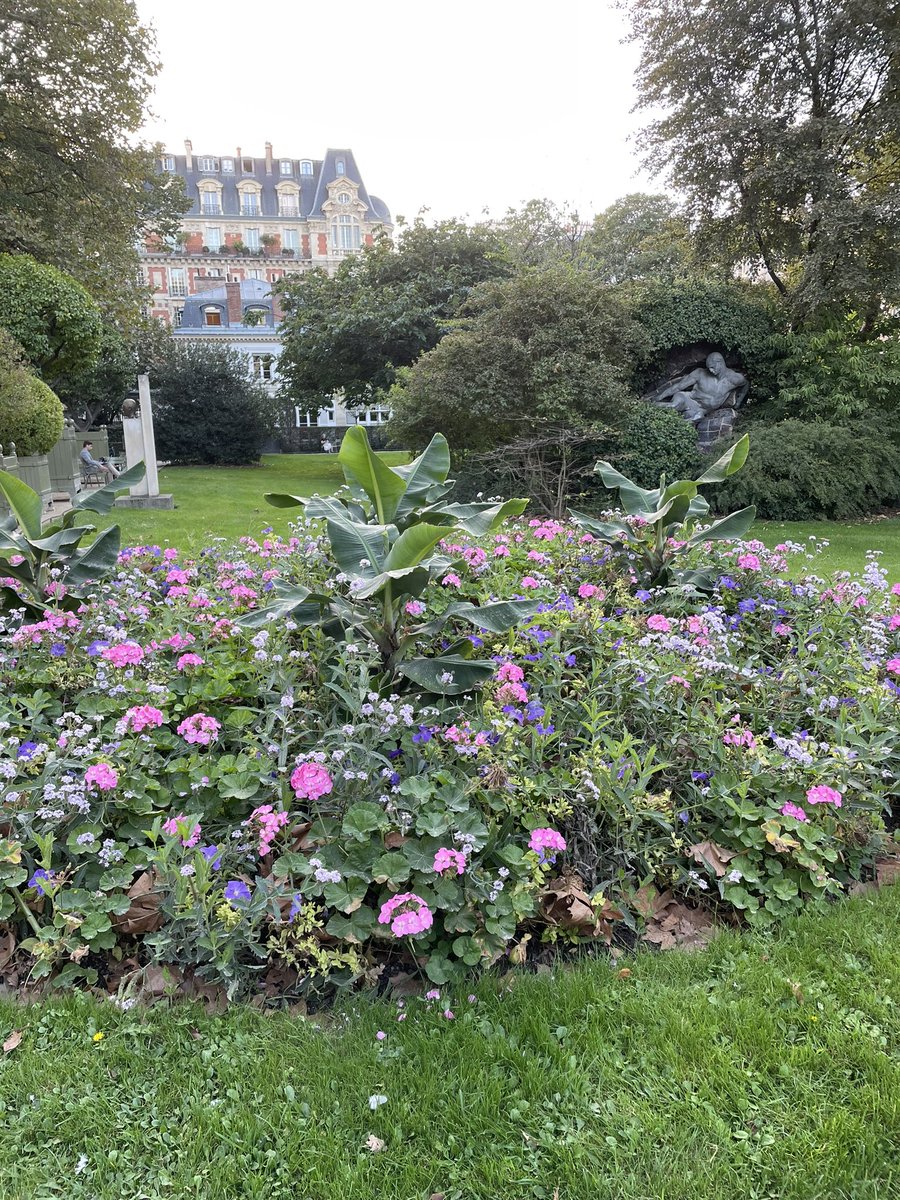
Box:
[114,373,174,509]
[647,351,748,450]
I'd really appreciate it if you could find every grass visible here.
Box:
[91,455,900,579]
[0,888,897,1199]
[91,453,410,554]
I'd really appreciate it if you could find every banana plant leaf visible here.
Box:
[398,656,496,695]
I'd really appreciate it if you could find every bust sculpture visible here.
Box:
[653,352,748,424]
[121,397,139,419]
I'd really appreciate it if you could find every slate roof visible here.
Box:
[163,147,391,225]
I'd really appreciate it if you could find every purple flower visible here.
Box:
[28,868,54,896]
[738,599,757,613]
[200,844,222,870]
[86,639,110,657]
[224,879,251,905]
[635,589,652,602]
[50,643,67,658]
[412,725,433,744]
[289,893,304,920]
[17,742,39,760]
[564,653,577,667]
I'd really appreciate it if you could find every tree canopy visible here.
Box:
[0,254,102,383]
[276,218,509,409]
[387,265,646,453]
[626,0,900,330]
[587,193,697,285]
[0,1,188,317]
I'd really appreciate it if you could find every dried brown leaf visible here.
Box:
[113,871,164,936]
[687,841,736,878]
[3,1029,22,1054]
[875,857,900,888]
[364,1133,385,1153]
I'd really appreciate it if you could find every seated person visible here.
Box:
[80,441,119,483]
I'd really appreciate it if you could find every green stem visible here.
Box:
[14,887,44,938]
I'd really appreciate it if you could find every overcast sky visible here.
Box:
[135,0,657,225]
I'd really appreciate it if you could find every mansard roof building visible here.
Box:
[141,141,391,330]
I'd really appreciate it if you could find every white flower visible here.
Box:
[75,1154,88,1175]
[368,1094,388,1110]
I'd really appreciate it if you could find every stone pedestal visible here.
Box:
[115,374,174,510]
[697,408,736,452]
[17,454,53,508]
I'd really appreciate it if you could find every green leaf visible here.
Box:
[430,498,528,537]
[235,584,326,629]
[593,461,660,514]
[339,426,407,523]
[568,509,633,540]
[325,906,378,942]
[371,852,411,887]
[341,802,389,841]
[686,506,756,547]
[64,525,122,585]
[443,599,537,633]
[384,522,446,572]
[325,516,389,578]
[323,876,370,913]
[695,434,750,484]
[0,469,42,539]
[272,852,312,878]
[399,656,495,694]
[393,434,451,523]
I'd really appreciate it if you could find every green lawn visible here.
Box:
[1,888,897,1200]
[93,453,410,554]
[98,455,900,579]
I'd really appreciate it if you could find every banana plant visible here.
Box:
[241,428,534,694]
[569,434,756,590]
[0,463,146,618]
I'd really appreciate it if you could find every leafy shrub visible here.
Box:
[765,326,900,424]
[0,333,65,455]
[604,404,704,489]
[711,420,900,520]
[150,342,277,466]
[0,254,102,380]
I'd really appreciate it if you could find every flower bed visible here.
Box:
[1,512,898,998]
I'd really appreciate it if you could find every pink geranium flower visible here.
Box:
[433,847,467,876]
[885,658,900,676]
[162,813,202,848]
[176,653,205,670]
[529,827,567,865]
[85,762,118,791]
[781,801,807,822]
[290,761,333,801]
[177,713,221,746]
[806,785,843,808]
[647,614,671,633]
[378,893,433,937]
[101,641,144,667]
[122,705,164,733]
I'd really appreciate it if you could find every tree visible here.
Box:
[492,199,593,269]
[587,193,696,284]
[54,324,137,430]
[276,218,509,408]
[0,1,189,316]
[148,342,277,466]
[0,329,65,455]
[625,0,900,330]
[388,265,646,454]
[0,254,102,384]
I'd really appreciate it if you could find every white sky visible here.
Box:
[135,0,656,225]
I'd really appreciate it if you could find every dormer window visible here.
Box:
[337,192,351,204]
[279,160,293,176]
[221,158,234,173]
[161,155,175,172]
[198,156,218,172]
[242,157,254,174]
[300,160,313,176]
[203,305,223,326]
[335,159,345,175]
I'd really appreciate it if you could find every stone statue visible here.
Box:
[121,397,139,419]
[653,352,748,424]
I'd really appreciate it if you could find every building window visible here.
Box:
[245,228,260,250]
[335,159,345,175]
[207,267,222,277]
[331,214,360,250]
[300,160,313,175]
[279,160,293,175]
[242,157,254,174]
[205,226,221,250]
[161,155,175,172]
[252,354,274,380]
[174,307,184,327]
[204,306,222,326]
[170,268,186,296]
[241,197,260,216]
[221,158,234,173]
[362,409,391,424]
[248,268,265,279]
[337,191,352,204]
[282,228,299,251]
[198,156,218,172]
[279,197,299,217]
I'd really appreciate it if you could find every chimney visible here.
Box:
[236,146,242,166]
[184,138,193,170]
[265,142,273,175]
[225,280,242,325]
